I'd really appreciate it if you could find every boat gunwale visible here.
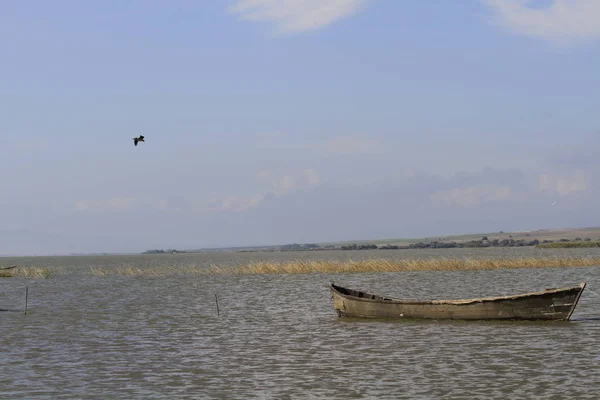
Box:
[330,282,587,306]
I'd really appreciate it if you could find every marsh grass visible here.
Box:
[537,241,600,249]
[214,256,600,275]
[89,264,212,277]
[3,267,61,279]
[86,256,600,277]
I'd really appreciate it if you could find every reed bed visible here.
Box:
[215,256,600,275]
[28,255,600,278]
[1,267,61,279]
[89,264,212,277]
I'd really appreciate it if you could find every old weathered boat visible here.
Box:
[0,265,17,278]
[330,282,587,321]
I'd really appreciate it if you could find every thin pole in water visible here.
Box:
[215,294,220,316]
[25,286,28,315]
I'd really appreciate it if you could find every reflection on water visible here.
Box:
[1,249,600,399]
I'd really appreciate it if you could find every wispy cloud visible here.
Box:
[304,169,320,185]
[430,184,513,207]
[257,167,321,194]
[274,175,296,194]
[539,169,587,197]
[482,0,600,45]
[153,199,169,211]
[106,168,321,217]
[256,131,289,146]
[311,136,384,155]
[75,198,137,212]
[165,194,266,214]
[218,194,266,212]
[228,0,371,35]
[256,169,274,179]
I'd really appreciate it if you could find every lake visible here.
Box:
[2,248,600,399]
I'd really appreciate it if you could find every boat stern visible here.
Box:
[331,288,346,316]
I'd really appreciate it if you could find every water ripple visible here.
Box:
[2,253,600,399]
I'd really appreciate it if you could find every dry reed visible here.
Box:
[214,256,600,275]
[89,264,212,277]
[3,267,61,279]
[56,255,600,278]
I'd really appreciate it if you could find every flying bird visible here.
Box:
[133,135,145,146]
[552,201,557,206]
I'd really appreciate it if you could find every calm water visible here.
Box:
[2,248,600,399]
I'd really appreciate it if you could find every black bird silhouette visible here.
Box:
[133,135,145,146]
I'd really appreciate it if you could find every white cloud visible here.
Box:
[212,194,265,213]
[482,0,600,45]
[105,198,136,210]
[183,168,321,215]
[228,0,371,35]
[274,175,295,195]
[185,168,320,216]
[539,169,587,196]
[257,168,320,195]
[74,198,137,212]
[304,169,320,185]
[256,169,273,179]
[75,201,90,211]
[313,136,384,155]
[154,199,169,211]
[256,131,289,145]
[430,184,513,207]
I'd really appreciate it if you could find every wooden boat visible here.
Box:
[330,282,587,321]
[0,265,17,278]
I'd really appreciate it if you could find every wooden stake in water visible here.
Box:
[25,286,28,315]
[215,294,220,316]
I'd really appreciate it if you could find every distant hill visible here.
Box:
[179,226,600,253]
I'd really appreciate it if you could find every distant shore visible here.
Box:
[142,227,600,254]
[235,238,600,252]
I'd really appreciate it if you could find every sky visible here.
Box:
[1,0,600,255]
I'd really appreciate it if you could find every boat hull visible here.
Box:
[330,282,586,321]
[0,265,16,278]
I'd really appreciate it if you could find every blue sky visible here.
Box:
[1,0,600,255]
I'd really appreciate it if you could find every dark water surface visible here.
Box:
[2,249,600,399]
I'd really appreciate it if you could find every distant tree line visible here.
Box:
[277,243,322,251]
[148,237,600,254]
[142,249,186,254]
[402,238,541,249]
[340,244,378,250]
[264,237,600,252]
